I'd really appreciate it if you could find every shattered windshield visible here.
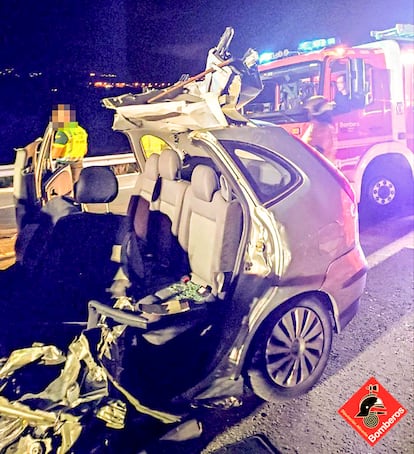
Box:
[245,61,322,123]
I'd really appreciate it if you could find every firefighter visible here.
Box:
[334,74,351,114]
[303,96,337,164]
[51,104,88,182]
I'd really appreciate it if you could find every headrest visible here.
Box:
[219,175,233,202]
[143,153,160,181]
[191,165,219,202]
[159,149,181,181]
[75,166,118,204]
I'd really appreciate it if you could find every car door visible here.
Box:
[13,124,73,231]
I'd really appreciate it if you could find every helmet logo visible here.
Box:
[355,384,386,428]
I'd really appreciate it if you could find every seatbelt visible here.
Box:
[151,175,162,202]
[116,173,162,287]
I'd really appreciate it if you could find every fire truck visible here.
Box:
[246,24,414,216]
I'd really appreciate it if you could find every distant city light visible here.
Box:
[0,66,172,91]
[92,80,171,89]
[0,67,20,78]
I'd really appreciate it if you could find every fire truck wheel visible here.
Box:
[362,172,405,216]
[366,175,398,207]
[246,296,333,401]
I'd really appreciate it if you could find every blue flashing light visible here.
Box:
[259,52,276,64]
[298,37,337,52]
[259,49,290,64]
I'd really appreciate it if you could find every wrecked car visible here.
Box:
[0,28,367,453]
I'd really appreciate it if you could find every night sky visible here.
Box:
[1,0,413,82]
[0,0,412,163]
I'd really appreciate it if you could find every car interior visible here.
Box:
[85,148,245,403]
[105,147,244,317]
[1,149,245,371]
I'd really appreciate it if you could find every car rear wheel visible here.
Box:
[247,296,333,401]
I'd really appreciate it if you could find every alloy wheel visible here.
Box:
[264,306,325,388]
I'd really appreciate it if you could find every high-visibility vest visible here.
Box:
[53,122,88,160]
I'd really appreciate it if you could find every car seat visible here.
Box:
[0,166,129,353]
[119,150,190,297]
[121,165,243,338]
[34,166,128,318]
[1,167,127,319]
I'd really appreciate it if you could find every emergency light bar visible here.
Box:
[259,36,338,64]
[259,49,290,64]
[297,37,337,52]
[370,23,414,41]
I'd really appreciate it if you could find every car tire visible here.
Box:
[246,296,333,401]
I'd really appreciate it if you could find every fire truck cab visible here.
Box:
[247,24,414,216]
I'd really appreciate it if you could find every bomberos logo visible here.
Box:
[338,377,407,446]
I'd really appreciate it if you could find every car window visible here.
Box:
[140,134,170,158]
[222,140,299,204]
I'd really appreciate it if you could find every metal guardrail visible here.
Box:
[83,153,136,167]
[0,153,136,178]
[0,165,14,178]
